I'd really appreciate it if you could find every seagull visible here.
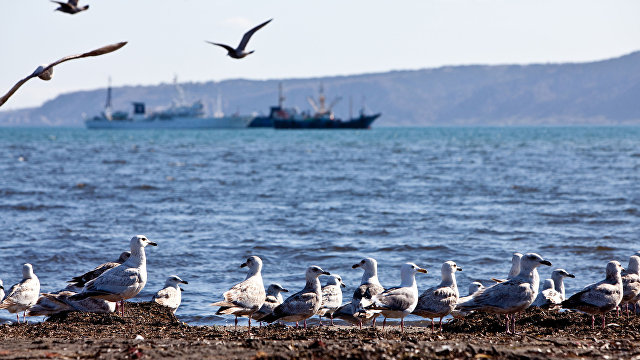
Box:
[66,251,131,292]
[51,0,89,14]
[451,281,485,318]
[70,235,157,316]
[491,252,523,283]
[211,256,266,331]
[350,257,385,328]
[413,261,462,331]
[153,275,188,314]
[27,291,116,317]
[261,266,331,328]
[251,283,288,325]
[620,255,640,316]
[363,262,428,332]
[0,264,40,323]
[531,279,563,309]
[0,41,128,108]
[206,19,272,59]
[550,268,575,301]
[317,274,346,325]
[456,253,551,333]
[562,261,624,329]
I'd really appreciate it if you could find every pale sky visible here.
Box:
[1,0,639,110]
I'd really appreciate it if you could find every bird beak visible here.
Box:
[540,260,552,266]
[148,241,158,246]
[567,273,575,278]
[323,271,331,275]
[281,288,289,292]
[240,262,248,268]
[352,263,360,269]
[457,267,463,271]
[180,288,184,292]
[182,281,189,285]
[341,283,346,288]
[416,268,428,274]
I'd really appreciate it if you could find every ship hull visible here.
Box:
[85,116,253,129]
[273,114,380,129]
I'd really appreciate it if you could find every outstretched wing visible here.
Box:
[238,19,272,50]
[69,0,79,6]
[206,41,235,53]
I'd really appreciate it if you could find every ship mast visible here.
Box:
[104,77,113,120]
[278,82,285,108]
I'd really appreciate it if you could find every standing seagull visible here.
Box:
[211,256,266,331]
[492,252,523,283]
[0,264,40,323]
[251,283,288,325]
[457,253,551,333]
[562,261,624,329]
[261,266,331,328]
[551,269,575,301]
[531,279,563,309]
[206,19,272,59]
[51,0,89,14]
[66,251,131,291]
[71,235,157,316]
[317,274,346,325]
[350,257,385,328]
[620,255,640,316]
[363,263,428,332]
[413,261,462,331]
[153,275,188,314]
[0,41,127,108]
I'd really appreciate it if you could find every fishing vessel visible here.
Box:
[249,83,380,129]
[85,79,253,129]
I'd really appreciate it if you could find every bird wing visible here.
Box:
[237,19,272,50]
[371,287,412,311]
[153,287,179,308]
[205,41,235,53]
[415,286,458,315]
[214,277,265,310]
[0,278,39,308]
[83,265,138,296]
[69,0,79,6]
[0,75,35,107]
[69,262,120,287]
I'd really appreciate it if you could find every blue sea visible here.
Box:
[1,127,639,325]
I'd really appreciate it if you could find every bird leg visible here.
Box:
[591,315,595,330]
[295,322,299,328]
[16,314,19,324]
[304,319,307,329]
[234,316,238,330]
[511,313,517,334]
[602,314,606,329]
[431,319,435,332]
[318,315,323,326]
[401,318,405,333]
[505,314,511,333]
[330,314,334,326]
[439,317,443,332]
[248,316,252,332]
[382,317,387,329]
[626,304,630,319]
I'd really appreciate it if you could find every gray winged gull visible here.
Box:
[451,281,485,318]
[51,0,89,14]
[251,283,288,325]
[413,261,462,331]
[550,268,575,301]
[206,19,272,59]
[0,41,127,108]
[348,257,385,328]
[531,279,563,309]
[562,260,624,329]
[620,255,640,316]
[27,290,115,316]
[211,256,266,331]
[261,265,331,328]
[492,252,522,283]
[153,275,188,314]
[70,235,157,316]
[363,262,428,332]
[457,253,551,333]
[0,264,40,323]
[317,274,346,325]
[66,251,131,292]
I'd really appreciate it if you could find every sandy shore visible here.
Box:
[1,302,640,359]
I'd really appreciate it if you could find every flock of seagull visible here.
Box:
[1,0,273,107]
[1,235,639,334]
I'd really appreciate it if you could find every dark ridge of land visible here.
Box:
[1,302,640,359]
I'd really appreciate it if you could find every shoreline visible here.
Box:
[1,303,640,359]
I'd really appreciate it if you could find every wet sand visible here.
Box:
[1,302,640,359]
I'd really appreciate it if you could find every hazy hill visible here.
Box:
[1,51,639,127]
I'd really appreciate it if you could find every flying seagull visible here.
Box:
[0,41,128,108]
[51,0,89,14]
[206,19,272,59]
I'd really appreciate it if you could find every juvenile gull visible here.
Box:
[551,269,575,301]
[67,251,131,291]
[451,282,485,318]
[531,279,562,309]
[27,291,115,317]
[206,19,272,59]
[363,262,428,332]
[457,253,551,333]
[620,255,640,316]
[0,41,127,108]
[153,275,188,314]
[261,266,330,328]
[562,261,624,329]
[251,283,288,325]
[317,274,346,325]
[211,256,265,330]
[0,264,40,323]
[413,261,462,331]
[492,252,522,283]
[51,0,89,14]
[350,257,385,328]
[71,235,157,316]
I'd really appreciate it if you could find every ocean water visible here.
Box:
[0,126,639,325]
